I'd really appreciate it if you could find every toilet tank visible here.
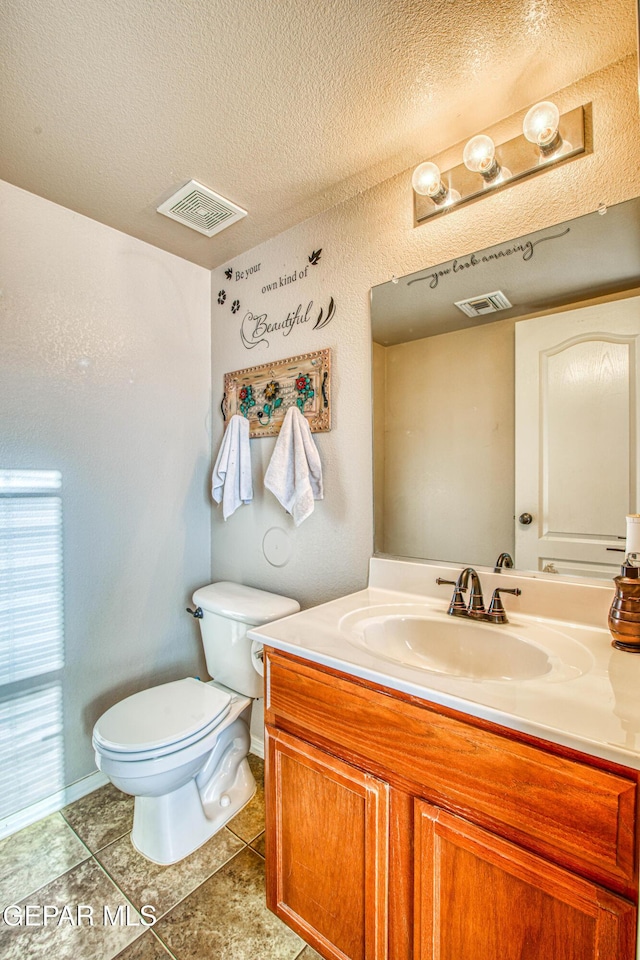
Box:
[191,582,300,698]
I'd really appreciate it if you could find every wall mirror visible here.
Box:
[371,196,640,580]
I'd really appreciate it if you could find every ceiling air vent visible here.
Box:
[454,290,513,318]
[157,180,247,237]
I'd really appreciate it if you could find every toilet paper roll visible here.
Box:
[626,515,640,556]
[251,640,265,677]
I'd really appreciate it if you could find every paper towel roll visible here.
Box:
[626,514,640,556]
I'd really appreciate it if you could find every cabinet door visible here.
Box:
[265,726,389,960]
[414,800,636,960]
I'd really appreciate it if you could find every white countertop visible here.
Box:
[249,559,640,771]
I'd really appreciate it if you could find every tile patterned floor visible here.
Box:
[0,755,322,960]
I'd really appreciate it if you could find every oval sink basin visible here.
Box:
[339,605,592,682]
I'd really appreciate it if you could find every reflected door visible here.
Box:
[515,295,640,577]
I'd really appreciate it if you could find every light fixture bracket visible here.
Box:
[414,104,587,226]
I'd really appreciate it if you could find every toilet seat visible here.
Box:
[93,678,231,761]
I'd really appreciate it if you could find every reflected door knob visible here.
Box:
[518,512,533,525]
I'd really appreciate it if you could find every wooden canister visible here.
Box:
[609,565,640,652]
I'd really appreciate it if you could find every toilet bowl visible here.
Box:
[92,582,299,864]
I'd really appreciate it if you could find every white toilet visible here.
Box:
[92,582,299,864]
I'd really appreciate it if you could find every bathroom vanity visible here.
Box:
[250,559,640,960]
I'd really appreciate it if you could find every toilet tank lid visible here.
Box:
[192,581,300,625]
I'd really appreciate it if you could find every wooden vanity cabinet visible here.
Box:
[264,648,639,960]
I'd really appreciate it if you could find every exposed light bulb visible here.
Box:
[463,135,496,174]
[412,162,444,198]
[523,101,564,158]
[462,134,511,186]
[411,161,460,206]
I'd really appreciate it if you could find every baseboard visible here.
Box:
[0,770,108,841]
[250,734,264,759]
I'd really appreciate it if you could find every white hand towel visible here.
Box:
[265,405,323,526]
[212,414,253,520]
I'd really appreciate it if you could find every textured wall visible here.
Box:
[0,181,212,786]
[211,56,640,608]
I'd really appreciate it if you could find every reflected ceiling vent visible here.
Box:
[157,180,247,237]
[454,290,513,318]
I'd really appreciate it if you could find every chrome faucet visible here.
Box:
[437,568,521,623]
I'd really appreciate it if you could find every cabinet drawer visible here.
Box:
[265,649,638,898]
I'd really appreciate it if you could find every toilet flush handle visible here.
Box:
[186,606,203,619]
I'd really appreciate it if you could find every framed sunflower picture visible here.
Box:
[222,348,331,438]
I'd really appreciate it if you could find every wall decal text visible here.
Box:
[261,264,309,295]
[240,298,336,350]
[235,262,261,281]
[407,226,571,290]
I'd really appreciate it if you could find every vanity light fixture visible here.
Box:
[413,101,587,225]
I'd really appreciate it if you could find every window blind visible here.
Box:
[0,470,64,685]
[0,684,64,821]
[0,470,65,822]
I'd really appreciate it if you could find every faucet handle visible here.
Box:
[486,588,522,624]
[436,578,467,616]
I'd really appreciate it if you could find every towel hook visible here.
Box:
[321,371,329,408]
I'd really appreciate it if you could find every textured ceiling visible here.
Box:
[0,0,636,269]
